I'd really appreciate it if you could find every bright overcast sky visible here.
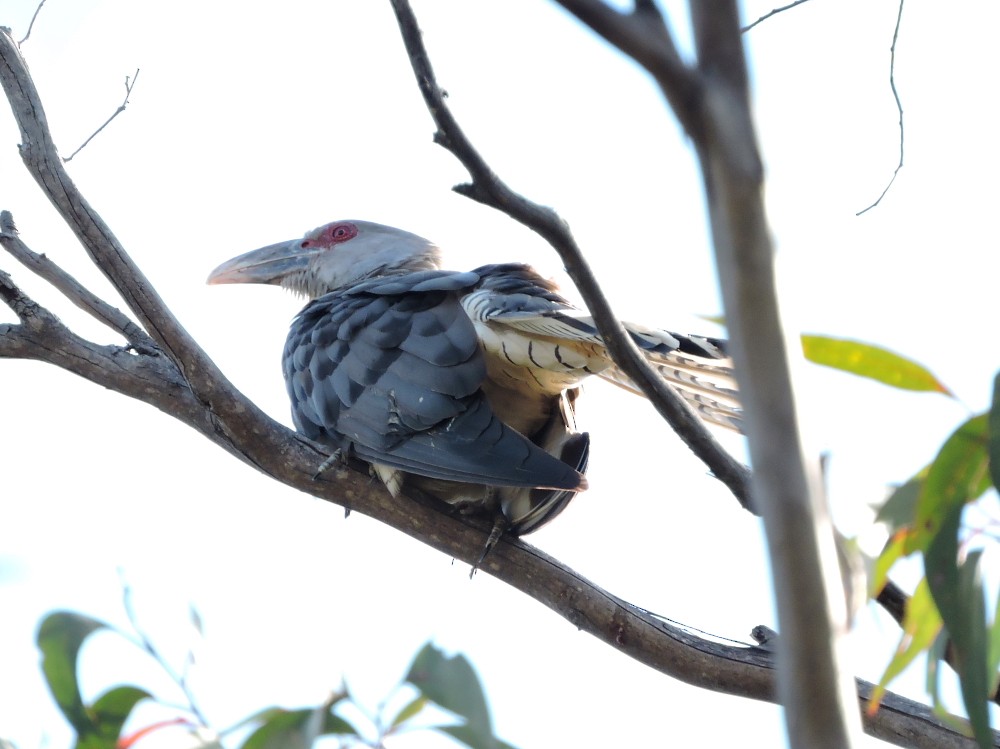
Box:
[2,1,999,747]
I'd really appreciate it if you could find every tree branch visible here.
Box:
[0,30,232,408]
[17,0,48,45]
[688,2,862,746]
[856,0,906,216]
[741,0,817,33]
[63,68,140,163]
[553,0,704,138]
[0,210,158,354]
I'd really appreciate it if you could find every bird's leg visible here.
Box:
[470,510,508,578]
[312,445,350,481]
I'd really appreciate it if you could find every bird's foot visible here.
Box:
[312,448,347,480]
[470,512,508,579]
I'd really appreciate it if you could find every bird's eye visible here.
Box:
[327,222,358,244]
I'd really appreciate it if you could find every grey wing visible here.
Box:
[283,275,586,491]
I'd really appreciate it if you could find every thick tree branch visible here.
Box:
[388,0,754,514]
[690,2,860,745]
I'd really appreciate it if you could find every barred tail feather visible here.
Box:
[600,323,743,433]
[597,364,743,432]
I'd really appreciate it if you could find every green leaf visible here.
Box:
[801,335,953,395]
[875,473,925,533]
[925,631,972,735]
[37,611,109,737]
[439,723,519,749]
[989,372,1000,493]
[388,694,428,729]
[321,711,357,736]
[90,686,152,741]
[696,313,726,327]
[908,413,992,554]
[240,709,316,749]
[988,591,1000,691]
[926,507,992,748]
[407,643,492,746]
[953,552,991,747]
[868,578,943,713]
[239,696,355,749]
[870,532,908,600]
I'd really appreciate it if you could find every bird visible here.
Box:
[207,220,740,556]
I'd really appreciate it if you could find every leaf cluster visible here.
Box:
[811,338,1000,748]
[35,609,515,749]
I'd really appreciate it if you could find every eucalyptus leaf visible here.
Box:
[407,643,492,742]
[802,335,953,395]
[37,611,109,736]
[908,413,991,554]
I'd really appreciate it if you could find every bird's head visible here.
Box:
[207,220,442,298]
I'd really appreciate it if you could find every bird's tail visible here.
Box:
[598,323,743,433]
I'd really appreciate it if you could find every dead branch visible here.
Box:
[17,0,47,45]
[64,68,140,162]
[742,0,817,33]
[0,211,158,353]
[857,0,906,216]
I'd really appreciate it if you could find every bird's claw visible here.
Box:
[312,448,347,480]
[469,512,508,578]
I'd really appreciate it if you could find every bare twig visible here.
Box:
[64,68,140,162]
[17,0,47,45]
[120,574,209,727]
[857,0,906,216]
[0,211,159,354]
[388,0,754,514]
[741,0,816,33]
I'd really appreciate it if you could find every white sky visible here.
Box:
[2,1,999,747]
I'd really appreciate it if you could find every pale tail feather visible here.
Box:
[602,322,744,433]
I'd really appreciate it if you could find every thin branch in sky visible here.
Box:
[741,0,817,33]
[857,0,906,216]
[17,0,47,45]
[63,69,140,162]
